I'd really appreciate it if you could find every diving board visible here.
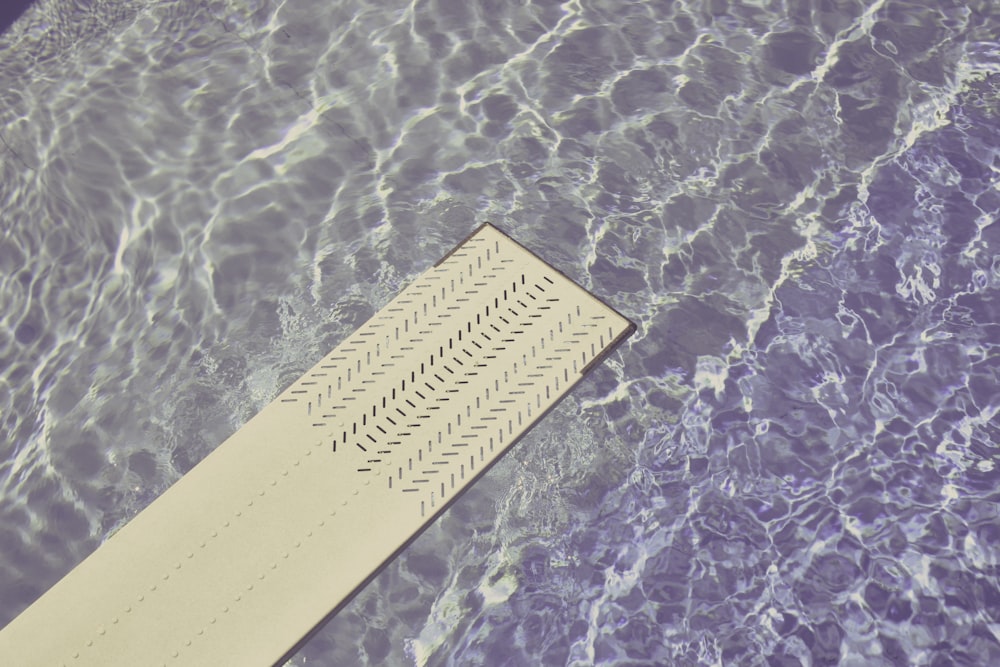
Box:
[0,223,635,666]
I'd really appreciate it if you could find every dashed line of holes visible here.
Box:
[65,440,363,664]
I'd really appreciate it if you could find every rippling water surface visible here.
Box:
[1,0,999,665]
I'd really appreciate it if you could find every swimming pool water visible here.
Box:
[1,0,998,665]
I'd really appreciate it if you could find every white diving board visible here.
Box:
[0,223,635,666]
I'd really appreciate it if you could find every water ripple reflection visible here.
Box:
[1,0,998,665]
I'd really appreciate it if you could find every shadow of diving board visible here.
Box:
[0,222,635,666]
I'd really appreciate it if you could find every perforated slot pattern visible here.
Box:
[0,224,635,667]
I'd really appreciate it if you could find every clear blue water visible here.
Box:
[1,0,999,665]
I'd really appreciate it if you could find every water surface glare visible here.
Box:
[1,0,999,665]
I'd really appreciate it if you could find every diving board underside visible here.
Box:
[0,223,635,666]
